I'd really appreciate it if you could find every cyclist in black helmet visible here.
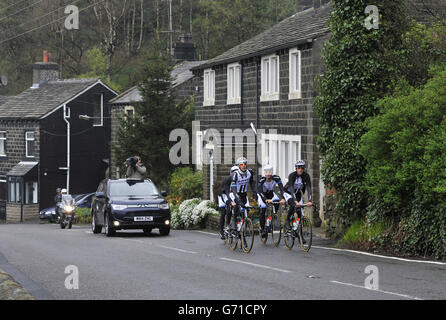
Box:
[283,160,313,237]
[217,166,239,239]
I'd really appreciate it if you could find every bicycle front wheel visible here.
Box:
[228,217,238,251]
[241,218,254,254]
[271,213,282,247]
[299,216,312,252]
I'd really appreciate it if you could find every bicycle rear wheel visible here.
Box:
[241,218,254,254]
[259,209,271,245]
[271,213,282,247]
[299,216,312,252]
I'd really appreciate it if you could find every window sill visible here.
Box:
[227,98,241,105]
[288,91,302,100]
[260,93,280,102]
[203,100,215,107]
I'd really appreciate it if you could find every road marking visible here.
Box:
[195,231,219,236]
[220,257,291,273]
[157,245,197,254]
[330,280,423,300]
[313,246,446,266]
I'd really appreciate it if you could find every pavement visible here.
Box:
[0,223,445,300]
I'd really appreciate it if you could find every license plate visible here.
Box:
[134,216,153,222]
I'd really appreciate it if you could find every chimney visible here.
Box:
[173,34,197,61]
[32,51,59,89]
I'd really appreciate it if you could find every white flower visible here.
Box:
[171,199,218,229]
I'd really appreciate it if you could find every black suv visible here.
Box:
[91,179,171,237]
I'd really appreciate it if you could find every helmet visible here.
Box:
[263,164,274,174]
[295,160,306,169]
[61,188,67,194]
[230,166,239,174]
[236,157,248,165]
[56,188,61,193]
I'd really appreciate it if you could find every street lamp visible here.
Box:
[250,122,259,185]
[205,142,215,202]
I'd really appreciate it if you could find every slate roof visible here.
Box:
[193,4,332,70]
[7,161,38,177]
[110,60,207,105]
[0,95,9,106]
[0,78,103,119]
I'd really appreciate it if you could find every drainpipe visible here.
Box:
[63,104,70,193]
[255,57,261,182]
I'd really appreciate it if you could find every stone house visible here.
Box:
[0,53,117,222]
[192,3,332,225]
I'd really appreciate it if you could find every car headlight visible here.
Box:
[111,204,127,211]
[158,203,169,210]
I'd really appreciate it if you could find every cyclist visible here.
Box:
[217,166,239,239]
[257,165,286,239]
[283,160,313,238]
[229,157,257,231]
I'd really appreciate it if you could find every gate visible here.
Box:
[0,201,5,221]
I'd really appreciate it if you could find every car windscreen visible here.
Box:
[109,181,159,197]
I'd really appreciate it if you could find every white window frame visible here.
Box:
[0,131,6,157]
[289,48,302,100]
[93,94,104,127]
[203,69,215,106]
[25,131,35,158]
[261,54,280,102]
[260,133,301,180]
[227,62,241,105]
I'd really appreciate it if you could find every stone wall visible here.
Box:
[6,203,39,223]
[0,269,35,300]
[321,195,348,239]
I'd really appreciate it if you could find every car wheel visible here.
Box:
[91,211,102,234]
[104,213,115,237]
[159,227,170,236]
[143,227,152,236]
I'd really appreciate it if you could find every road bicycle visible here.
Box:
[225,204,255,254]
[282,203,314,252]
[259,200,284,247]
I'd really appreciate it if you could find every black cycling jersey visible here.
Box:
[218,176,232,197]
[257,175,285,203]
[284,171,312,202]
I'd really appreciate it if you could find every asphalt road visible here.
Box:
[0,223,445,300]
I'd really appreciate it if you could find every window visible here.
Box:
[289,48,302,100]
[203,69,215,106]
[261,54,280,102]
[8,179,21,203]
[227,63,241,105]
[93,94,104,126]
[0,176,6,201]
[25,132,35,158]
[261,134,301,179]
[24,181,38,204]
[0,131,6,157]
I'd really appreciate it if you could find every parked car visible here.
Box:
[91,179,171,237]
[39,193,95,222]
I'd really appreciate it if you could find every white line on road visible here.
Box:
[220,257,291,273]
[313,246,446,266]
[157,245,197,254]
[330,280,423,300]
[195,231,219,236]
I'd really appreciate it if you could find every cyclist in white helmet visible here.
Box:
[229,157,257,228]
[217,166,239,239]
[257,165,286,239]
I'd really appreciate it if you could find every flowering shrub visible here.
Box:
[171,198,218,229]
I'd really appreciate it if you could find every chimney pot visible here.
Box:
[43,50,49,63]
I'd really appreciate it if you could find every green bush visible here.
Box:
[76,207,91,224]
[167,167,203,206]
[340,219,393,251]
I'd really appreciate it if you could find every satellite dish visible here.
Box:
[0,75,7,86]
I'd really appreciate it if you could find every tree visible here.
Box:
[314,0,411,222]
[114,53,182,186]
